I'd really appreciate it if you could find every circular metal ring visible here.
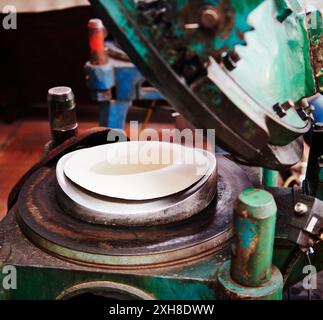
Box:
[56,150,217,227]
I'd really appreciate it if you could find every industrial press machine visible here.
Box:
[0,0,323,300]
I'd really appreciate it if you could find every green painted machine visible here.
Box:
[0,0,323,300]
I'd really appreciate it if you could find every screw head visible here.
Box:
[281,100,295,111]
[300,98,310,108]
[222,52,240,71]
[47,87,75,111]
[200,7,221,29]
[294,202,308,216]
[273,103,287,118]
[305,105,315,114]
[297,108,309,121]
[48,86,73,102]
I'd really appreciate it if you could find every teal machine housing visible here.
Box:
[1,0,323,300]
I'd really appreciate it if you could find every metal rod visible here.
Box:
[47,87,78,147]
[88,18,108,66]
[263,168,279,187]
[231,188,277,287]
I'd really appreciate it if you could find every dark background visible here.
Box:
[0,6,96,121]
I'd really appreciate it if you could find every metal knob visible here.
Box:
[200,7,221,30]
[47,86,78,147]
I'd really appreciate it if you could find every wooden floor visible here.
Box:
[0,119,96,219]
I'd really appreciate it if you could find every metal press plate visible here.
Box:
[56,150,217,227]
[16,156,252,268]
[89,0,322,169]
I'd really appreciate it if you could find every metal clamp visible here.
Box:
[288,189,323,249]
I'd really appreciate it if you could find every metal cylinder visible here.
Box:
[231,188,277,287]
[263,168,279,187]
[47,87,78,147]
[88,18,108,65]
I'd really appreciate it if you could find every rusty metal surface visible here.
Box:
[308,10,323,92]
[16,156,252,266]
[217,261,283,300]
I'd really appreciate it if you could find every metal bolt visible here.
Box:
[222,52,240,71]
[301,98,310,109]
[297,108,309,121]
[47,86,78,147]
[200,7,221,30]
[294,202,308,216]
[306,105,315,114]
[273,103,287,118]
[48,86,75,108]
[281,100,295,111]
[229,51,241,64]
[295,98,315,121]
[296,98,315,120]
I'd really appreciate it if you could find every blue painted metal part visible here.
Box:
[106,63,163,129]
[311,94,323,123]
[85,56,163,130]
[107,101,132,129]
[115,65,141,101]
[104,64,140,129]
[84,62,115,91]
